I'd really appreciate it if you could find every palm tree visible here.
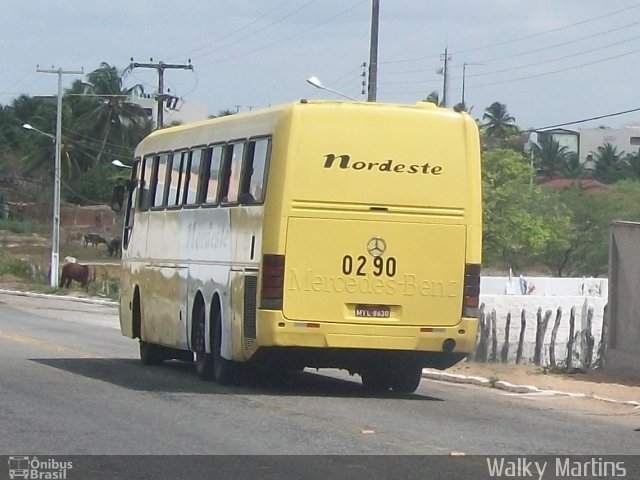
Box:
[453,101,472,113]
[562,153,584,178]
[423,91,441,106]
[592,142,626,183]
[482,102,517,139]
[531,134,571,180]
[75,63,151,166]
[626,149,640,179]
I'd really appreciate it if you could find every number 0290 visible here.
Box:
[341,255,397,277]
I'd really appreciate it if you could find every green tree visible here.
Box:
[215,109,236,117]
[561,153,583,178]
[423,91,441,106]
[592,142,626,183]
[76,62,151,166]
[482,148,572,271]
[547,181,640,276]
[453,101,471,113]
[481,102,518,139]
[0,63,152,203]
[531,134,571,180]
[625,149,640,179]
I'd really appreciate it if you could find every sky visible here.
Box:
[3,0,640,131]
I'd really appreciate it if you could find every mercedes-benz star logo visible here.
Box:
[366,237,386,257]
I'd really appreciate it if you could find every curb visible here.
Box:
[422,369,640,408]
[0,288,117,307]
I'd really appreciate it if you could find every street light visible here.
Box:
[22,123,60,288]
[111,159,133,169]
[306,76,357,101]
[22,123,54,141]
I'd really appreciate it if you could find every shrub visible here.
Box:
[0,218,36,234]
[0,257,34,279]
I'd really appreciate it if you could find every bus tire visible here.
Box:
[139,340,164,365]
[390,366,423,394]
[213,309,234,385]
[193,300,214,381]
[360,368,391,392]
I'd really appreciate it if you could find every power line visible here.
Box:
[197,1,367,67]
[470,48,640,89]
[530,107,640,131]
[381,3,640,66]
[190,0,317,61]
[472,18,640,66]
[181,0,295,57]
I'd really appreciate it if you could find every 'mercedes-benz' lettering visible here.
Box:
[288,269,458,297]
[323,153,443,175]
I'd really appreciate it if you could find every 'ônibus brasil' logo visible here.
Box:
[323,153,443,175]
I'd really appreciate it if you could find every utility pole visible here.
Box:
[440,48,451,107]
[461,62,483,108]
[367,0,379,102]
[462,62,468,107]
[129,58,193,128]
[36,66,83,288]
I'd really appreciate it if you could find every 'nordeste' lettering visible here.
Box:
[323,154,443,175]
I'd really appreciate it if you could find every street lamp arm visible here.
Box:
[22,123,56,142]
[111,159,133,169]
[306,76,356,101]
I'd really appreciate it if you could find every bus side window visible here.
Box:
[123,159,140,249]
[167,150,187,208]
[201,144,224,205]
[219,141,244,204]
[152,152,171,208]
[185,148,203,205]
[240,137,271,204]
[139,155,153,211]
[147,155,160,209]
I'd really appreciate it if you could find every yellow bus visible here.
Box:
[114,100,482,393]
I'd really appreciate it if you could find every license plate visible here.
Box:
[355,304,390,318]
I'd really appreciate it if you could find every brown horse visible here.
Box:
[59,262,91,289]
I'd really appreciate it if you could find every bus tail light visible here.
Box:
[462,263,481,318]
[261,254,285,310]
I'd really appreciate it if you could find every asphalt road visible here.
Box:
[0,292,638,479]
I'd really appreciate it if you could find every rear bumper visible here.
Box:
[256,310,478,354]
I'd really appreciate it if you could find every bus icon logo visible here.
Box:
[8,456,30,479]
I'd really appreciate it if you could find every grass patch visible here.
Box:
[0,218,36,234]
[87,276,120,300]
[0,256,37,279]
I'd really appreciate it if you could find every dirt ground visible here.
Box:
[445,360,640,405]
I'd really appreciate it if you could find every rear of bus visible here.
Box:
[256,101,481,392]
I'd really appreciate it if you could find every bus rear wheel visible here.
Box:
[139,340,164,365]
[212,312,234,385]
[360,368,392,392]
[390,366,423,394]
[193,302,214,380]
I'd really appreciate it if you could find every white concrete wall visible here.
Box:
[578,126,640,166]
[479,278,607,367]
[481,276,607,298]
